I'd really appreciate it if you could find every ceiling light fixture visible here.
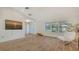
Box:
[26,19,31,23]
[28,13,32,16]
[25,7,29,9]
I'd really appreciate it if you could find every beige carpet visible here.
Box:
[0,34,78,51]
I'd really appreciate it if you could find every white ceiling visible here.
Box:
[13,7,79,21]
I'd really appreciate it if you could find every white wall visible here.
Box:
[36,20,76,41]
[0,8,26,42]
[34,8,79,41]
[0,7,79,42]
[14,7,79,41]
[35,19,78,41]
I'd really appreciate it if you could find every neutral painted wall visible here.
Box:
[0,7,79,42]
[34,8,79,41]
[14,7,79,41]
[0,8,26,42]
[35,19,78,41]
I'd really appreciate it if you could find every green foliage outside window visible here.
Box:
[45,21,72,32]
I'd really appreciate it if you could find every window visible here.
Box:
[45,21,72,32]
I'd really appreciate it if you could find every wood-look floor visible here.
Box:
[0,34,78,51]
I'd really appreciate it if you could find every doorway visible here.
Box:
[25,21,36,35]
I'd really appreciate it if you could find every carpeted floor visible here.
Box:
[0,34,78,51]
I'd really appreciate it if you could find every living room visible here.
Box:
[0,7,78,51]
